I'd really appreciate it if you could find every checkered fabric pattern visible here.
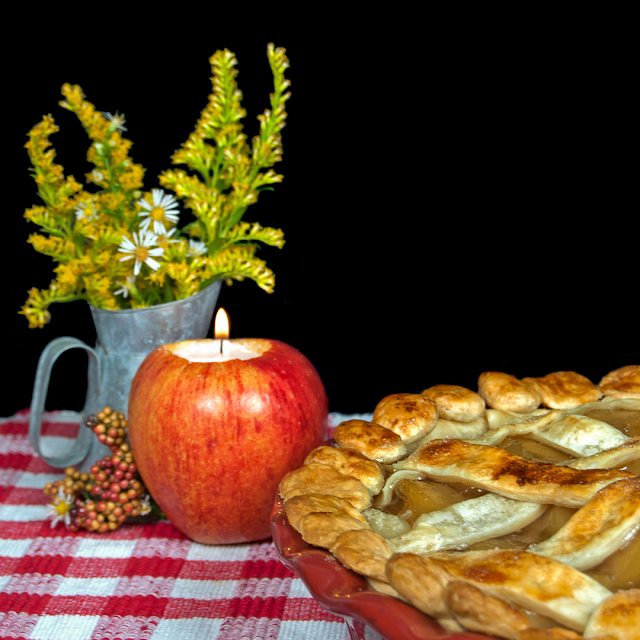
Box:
[0,410,355,640]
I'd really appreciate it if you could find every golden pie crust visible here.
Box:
[517,629,591,640]
[372,393,438,443]
[333,419,407,463]
[283,493,367,532]
[529,478,640,570]
[279,462,371,511]
[446,581,531,640]
[396,439,633,507]
[421,384,486,422]
[599,365,640,400]
[279,366,640,640]
[478,371,542,413]
[303,446,385,495]
[298,511,369,549]
[330,528,393,583]
[583,589,640,640]
[521,372,603,409]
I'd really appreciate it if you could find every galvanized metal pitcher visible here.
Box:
[29,280,222,470]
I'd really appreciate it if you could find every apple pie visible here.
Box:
[279,365,640,640]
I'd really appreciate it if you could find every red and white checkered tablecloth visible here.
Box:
[0,410,357,640]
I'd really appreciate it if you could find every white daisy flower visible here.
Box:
[156,227,181,244]
[118,230,165,276]
[114,274,136,298]
[139,494,152,516]
[102,111,128,132]
[187,239,207,256]
[47,487,74,529]
[74,202,97,221]
[137,189,180,235]
[113,284,129,298]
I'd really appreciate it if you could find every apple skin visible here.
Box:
[128,338,328,544]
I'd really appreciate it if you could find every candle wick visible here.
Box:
[220,339,223,356]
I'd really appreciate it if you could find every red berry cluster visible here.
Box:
[43,406,152,533]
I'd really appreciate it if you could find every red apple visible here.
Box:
[128,338,328,544]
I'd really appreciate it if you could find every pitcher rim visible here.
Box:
[88,279,221,317]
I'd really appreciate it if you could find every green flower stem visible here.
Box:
[103,157,127,223]
[35,224,66,239]
[209,147,225,192]
[50,293,88,304]
[162,284,174,303]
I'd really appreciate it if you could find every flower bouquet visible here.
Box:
[21,44,290,328]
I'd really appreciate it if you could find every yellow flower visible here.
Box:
[118,164,145,190]
[94,250,113,268]
[54,262,84,288]
[97,192,118,211]
[24,206,50,225]
[20,288,52,329]
[27,234,75,259]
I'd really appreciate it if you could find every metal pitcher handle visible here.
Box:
[29,337,100,468]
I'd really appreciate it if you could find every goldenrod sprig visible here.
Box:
[251,44,290,177]
[159,43,288,290]
[60,84,145,227]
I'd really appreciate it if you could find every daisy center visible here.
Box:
[134,246,150,263]
[150,206,166,221]
[55,501,71,515]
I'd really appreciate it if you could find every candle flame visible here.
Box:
[214,307,230,340]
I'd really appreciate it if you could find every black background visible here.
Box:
[3,17,636,418]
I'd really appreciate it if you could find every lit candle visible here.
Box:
[215,307,229,357]
[174,307,261,362]
[172,339,261,363]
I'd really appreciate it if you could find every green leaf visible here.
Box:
[227,206,247,229]
[207,236,225,257]
[199,275,220,290]
[214,178,229,192]
[163,284,174,303]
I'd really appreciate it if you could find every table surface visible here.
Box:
[0,410,370,640]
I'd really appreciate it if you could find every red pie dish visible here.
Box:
[271,491,492,640]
